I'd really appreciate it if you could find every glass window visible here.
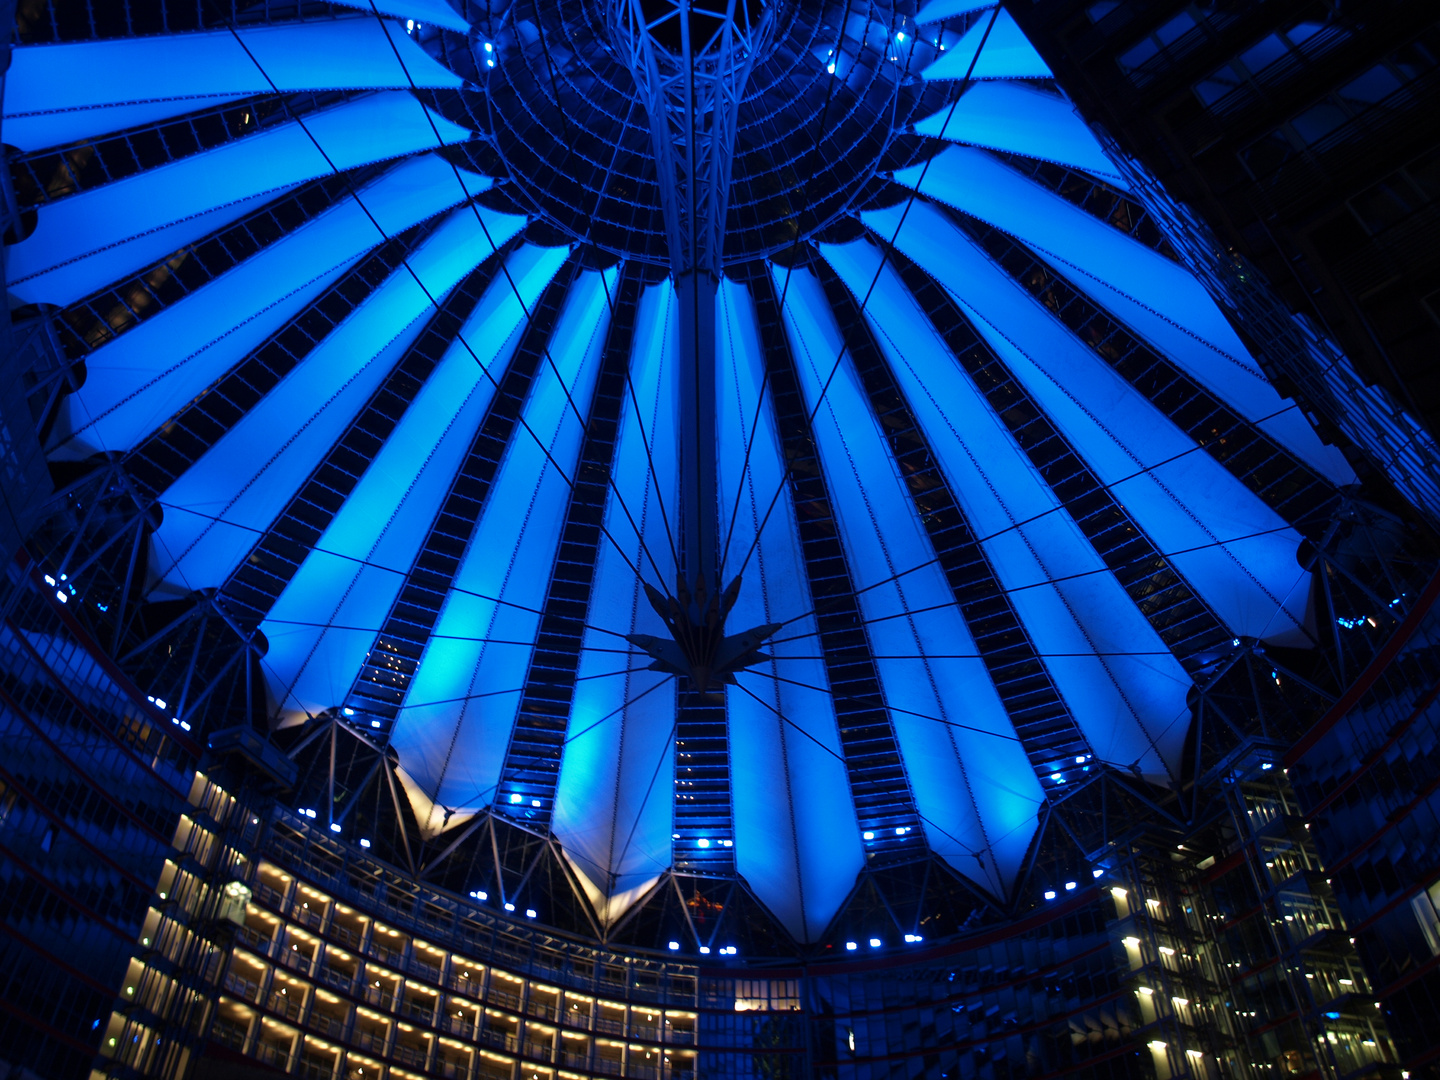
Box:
[1392,38,1440,81]
[1349,180,1421,234]
[1239,33,1288,73]
[1194,63,1244,105]
[1154,10,1199,46]
[1339,65,1404,106]
[1411,886,1440,956]
[1290,100,1348,144]
[1407,147,1440,198]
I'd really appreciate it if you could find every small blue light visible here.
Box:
[699,946,710,955]
[1065,881,1077,891]
[525,909,536,918]
[894,827,905,836]
[484,41,493,52]
[896,31,905,41]
[697,838,710,848]
[1075,755,1086,764]
[845,941,857,951]
[342,707,354,716]
[862,831,874,840]
[531,799,541,807]
[1093,869,1104,878]
[668,941,680,951]
[360,839,371,848]
[509,793,522,804]
[329,822,341,833]
[504,902,515,911]
[371,720,381,728]
[1261,762,1273,771]
[869,938,882,948]
[1044,890,1056,900]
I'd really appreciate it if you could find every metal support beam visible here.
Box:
[614,0,780,691]
[676,268,719,597]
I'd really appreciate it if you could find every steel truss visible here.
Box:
[610,0,773,288]
[13,265,1440,961]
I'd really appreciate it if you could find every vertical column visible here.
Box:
[675,269,720,597]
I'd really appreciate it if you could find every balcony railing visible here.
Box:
[307,1011,347,1039]
[222,972,261,1003]
[210,1017,248,1051]
[234,923,272,953]
[315,965,352,992]
[297,1052,336,1080]
[266,991,303,1022]
[392,1043,428,1068]
[399,996,436,1024]
[487,986,521,1010]
[350,1027,388,1056]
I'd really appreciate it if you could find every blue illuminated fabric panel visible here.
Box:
[2,19,461,151]
[7,0,1350,945]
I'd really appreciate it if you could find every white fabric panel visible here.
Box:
[822,238,1191,780]
[147,206,518,595]
[920,8,1051,81]
[330,0,471,32]
[894,145,1353,483]
[717,276,864,942]
[867,199,1313,647]
[915,0,996,24]
[258,243,571,723]
[47,157,504,460]
[393,264,614,813]
[3,96,234,153]
[913,82,1126,185]
[553,281,679,924]
[259,338,494,722]
[7,93,477,299]
[770,262,1042,896]
[12,186,298,308]
[2,19,461,151]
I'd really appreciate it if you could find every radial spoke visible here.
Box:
[726,6,1003,584]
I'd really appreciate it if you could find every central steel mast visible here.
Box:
[614,0,779,690]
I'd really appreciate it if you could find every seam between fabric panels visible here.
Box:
[429,280,609,802]
[787,300,989,865]
[937,246,1303,635]
[867,309,1167,777]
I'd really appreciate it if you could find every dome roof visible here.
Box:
[6,0,1357,948]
